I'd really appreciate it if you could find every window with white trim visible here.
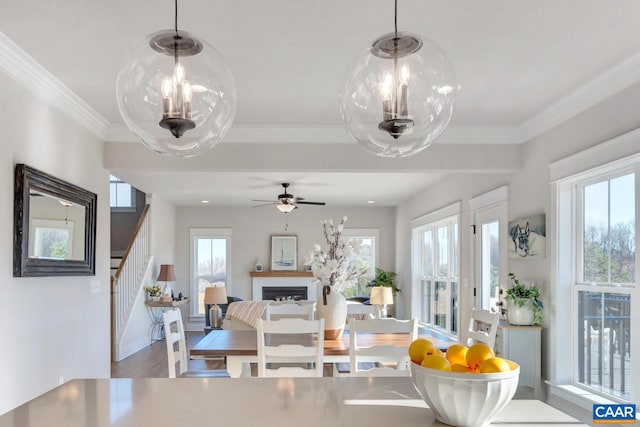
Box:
[342,229,379,298]
[412,208,460,337]
[189,228,231,316]
[558,165,636,402]
[109,175,135,210]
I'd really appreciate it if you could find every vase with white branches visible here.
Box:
[308,216,367,339]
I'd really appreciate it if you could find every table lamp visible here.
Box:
[156,264,176,302]
[370,286,393,318]
[204,286,227,328]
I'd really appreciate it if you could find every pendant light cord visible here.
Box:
[394,0,398,38]
[174,0,179,36]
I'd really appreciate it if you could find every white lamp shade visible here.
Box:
[370,286,394,305]
[204,286,227,305]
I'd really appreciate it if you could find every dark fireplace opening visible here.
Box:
[262,286,308,301]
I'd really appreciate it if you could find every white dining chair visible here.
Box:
[465,308,500,349]
[162,309,229,378]
[256,318,325,377]
[265,301,315,320]
[345,301,377,322]
[346,317,418,376]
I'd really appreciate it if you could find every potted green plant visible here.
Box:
[504,273,543,325]
[368,268,401,295]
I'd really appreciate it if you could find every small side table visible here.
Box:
[145,298,190,343]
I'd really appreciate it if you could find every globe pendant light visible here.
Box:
[116,0,236,157]
[339,0,456,158]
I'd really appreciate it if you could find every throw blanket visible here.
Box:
[225,301,271,329]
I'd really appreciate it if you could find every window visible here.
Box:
[575,172,634,400]
[556,162,637,403]
[412,204,460,337]
[110,175,135,210]
[189,228,231,316]
[342,229,379,298]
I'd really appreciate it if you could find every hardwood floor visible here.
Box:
[111,332,224,378]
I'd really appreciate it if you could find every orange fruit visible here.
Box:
[445,344,468,366]
[427,347,445,357]
[451,363,475,373]
[465,343,495,370]
[506,359,519,371]
[479,357,511,373]
[408,339,435,365]
[421,354,452,371]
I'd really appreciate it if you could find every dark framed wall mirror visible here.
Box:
[14,164,97,277]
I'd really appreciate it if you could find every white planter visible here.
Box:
[315,285,347,339]
[507,299,534,326]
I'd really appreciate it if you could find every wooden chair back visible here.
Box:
[256,318,325,377]
[163,308,188,378]
[265,302,315,320]
[348,317,418,376]
[163,308,229,378]
[465,308,500,349]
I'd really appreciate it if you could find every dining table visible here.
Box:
[189,328,456,377]
[0,377,587,426]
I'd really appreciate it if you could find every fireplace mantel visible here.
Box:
[250,271,317,300]
[250,271,313,277]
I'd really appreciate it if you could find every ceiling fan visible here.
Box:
[252,183,326,213]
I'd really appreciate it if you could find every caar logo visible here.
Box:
[593,404,636,424]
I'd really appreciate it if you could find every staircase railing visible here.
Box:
[111,204,151,361]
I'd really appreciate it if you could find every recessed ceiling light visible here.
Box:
[201,200,210,204]
[367,200,375,204]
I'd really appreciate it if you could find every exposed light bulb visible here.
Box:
[161,77,173,97]
[382,74,393,100]
[183,82,193,102]
[174,62,185,84]
[400,65,410,84]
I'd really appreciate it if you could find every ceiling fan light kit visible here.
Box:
[339,0,456,158]
[116,0,236,157]
[252,183,326,213]
[276,204,296,213]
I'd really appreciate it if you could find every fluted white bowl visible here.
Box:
[411,362,519,427]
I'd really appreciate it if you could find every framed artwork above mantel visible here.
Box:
[270,235,297,271]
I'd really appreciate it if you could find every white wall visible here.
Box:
[174,205,395,324]
[395,81,640,390]
[0,73,110,415]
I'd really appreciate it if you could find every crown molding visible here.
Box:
[521,51,640,141]
[4,30,640,147]
[0,32,109,139]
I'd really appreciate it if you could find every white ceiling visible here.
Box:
[3,1,640,207]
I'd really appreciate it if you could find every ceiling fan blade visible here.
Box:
[251,199,278,203]
[252,203,277,208]
[297,201,326,206]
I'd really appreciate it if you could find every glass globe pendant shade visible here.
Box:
[116,29,236,157]
[339,31,456,158]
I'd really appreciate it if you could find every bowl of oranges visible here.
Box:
[409,339,520,427]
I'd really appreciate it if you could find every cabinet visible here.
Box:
[495,323,542,399]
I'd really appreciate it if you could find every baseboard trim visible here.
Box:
[116,336,151,362]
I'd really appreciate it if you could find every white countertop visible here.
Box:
[0,377,586,427]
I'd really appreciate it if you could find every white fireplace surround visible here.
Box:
[251,272,318,301]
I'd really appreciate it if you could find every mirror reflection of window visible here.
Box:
[28,192,85,260]
[31,220,73,259]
